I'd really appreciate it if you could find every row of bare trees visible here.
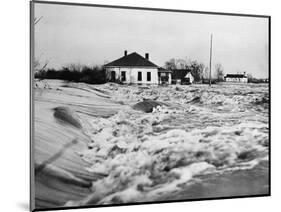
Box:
[33,16,49,74]
[165,58,224,82]
[35,63,107,84]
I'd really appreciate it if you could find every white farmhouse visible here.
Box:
[105,51,170,85]
[225,73,248,83]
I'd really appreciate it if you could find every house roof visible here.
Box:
[184,72,193,78]
[225,74,247,78]
[158,67,172,73]
[171,69,192,79]
[104,52,158,67]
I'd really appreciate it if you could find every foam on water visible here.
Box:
[74,83,268,204]
[45,82,268,205]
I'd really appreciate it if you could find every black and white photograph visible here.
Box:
[30,1,270,211]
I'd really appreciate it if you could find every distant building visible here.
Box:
[171,69,194,84]
[104,51,171,85]
[225,73,248,83]
[184,72,194,84]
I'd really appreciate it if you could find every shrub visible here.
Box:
[34,64,107,84]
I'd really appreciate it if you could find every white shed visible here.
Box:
[184,72,194,84]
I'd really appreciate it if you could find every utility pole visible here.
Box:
[209,34,213,86]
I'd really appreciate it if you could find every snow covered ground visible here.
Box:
[33,80,269,208]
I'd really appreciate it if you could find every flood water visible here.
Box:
[34,80,269,207]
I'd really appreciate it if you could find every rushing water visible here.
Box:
[34,80,269,207]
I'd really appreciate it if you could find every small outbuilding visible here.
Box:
[225,73,248,83]
[183,72,194,84]
[171,69,194,84]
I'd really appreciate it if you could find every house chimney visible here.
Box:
[145,53,149,60]
[124,50,127,56]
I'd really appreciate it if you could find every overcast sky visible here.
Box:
[34,3,269,78]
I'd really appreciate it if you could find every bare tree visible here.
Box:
[34,58,49,72]
[247,73,253,79]
[165,58,177,70]
[34,16,43,25]
[247,73,254,83]
[66,63,83,72]
[188,60,205,82]
[33,16,50,88]
[175,59,188,69]
[203,67,209,80]
[33,16,47,74]
[215,63,224,82]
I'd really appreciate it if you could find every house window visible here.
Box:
[138,72,142,81]
[121,71,126,81]
[147,72,151,81]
